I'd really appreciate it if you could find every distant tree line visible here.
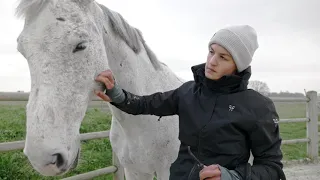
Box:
[248,80,307,97]
[268,91,305,97]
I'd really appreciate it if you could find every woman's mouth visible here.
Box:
[206,68,216,73]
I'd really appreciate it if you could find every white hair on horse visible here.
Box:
[16,0,182,179]
[16,0,164,70]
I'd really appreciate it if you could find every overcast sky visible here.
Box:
[0,0,319,93]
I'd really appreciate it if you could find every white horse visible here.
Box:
[15,0,183,179]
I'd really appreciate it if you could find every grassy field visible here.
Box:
[0,106,113,180]
[0,102,319,179]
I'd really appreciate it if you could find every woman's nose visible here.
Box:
[208,55,218,65]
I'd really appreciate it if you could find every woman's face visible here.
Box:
[205,44,237,80]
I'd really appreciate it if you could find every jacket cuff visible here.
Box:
[105,84,126,104]
[109,90,128,107]
[218,165,242,180]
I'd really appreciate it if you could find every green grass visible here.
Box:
[275,102,307,160]
[0,106,113,180]
[0,102,319,179]
[275,102,320,160]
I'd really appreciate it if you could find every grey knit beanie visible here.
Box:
[208,25,259,72]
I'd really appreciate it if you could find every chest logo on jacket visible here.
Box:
[229,105,235,111]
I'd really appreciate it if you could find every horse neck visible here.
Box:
[103,35,179,96]
[93,3,183,95]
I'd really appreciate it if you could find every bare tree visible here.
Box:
[248,80,270,96]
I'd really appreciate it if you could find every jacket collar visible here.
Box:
[191,63,251,93]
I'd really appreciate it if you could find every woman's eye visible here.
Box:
[73,42,87,53]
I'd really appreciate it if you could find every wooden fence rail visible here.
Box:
[0,91,319,179]
[0,131,110,152]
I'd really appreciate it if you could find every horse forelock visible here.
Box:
[15,0,90,19]
[15,0,52,19]
[16,0,165,70]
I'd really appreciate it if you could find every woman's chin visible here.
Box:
[205,73,220,80]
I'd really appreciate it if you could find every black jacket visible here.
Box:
[111,63,286,180]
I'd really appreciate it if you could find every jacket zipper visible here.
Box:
[189,93,220,180]
[194,94,219,180]
[197,94,219,155]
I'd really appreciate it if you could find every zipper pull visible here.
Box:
[188,146,205,169]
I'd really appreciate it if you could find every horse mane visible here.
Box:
[15,0,51,19]
[98,4,165,70]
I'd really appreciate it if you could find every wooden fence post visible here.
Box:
[306,91,318,160]
[112,151,125,180]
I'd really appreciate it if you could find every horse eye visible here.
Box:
[73,42,87,53]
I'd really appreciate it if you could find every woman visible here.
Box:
[95,25,286,180]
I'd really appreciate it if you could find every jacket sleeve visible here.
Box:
[218,165,242,180]
[235,100,286,180]
[110,87,180,117]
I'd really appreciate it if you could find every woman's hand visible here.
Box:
[199,165,221,180]
[94,70,115,102]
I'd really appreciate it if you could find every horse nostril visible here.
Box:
[52,153,65,169]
